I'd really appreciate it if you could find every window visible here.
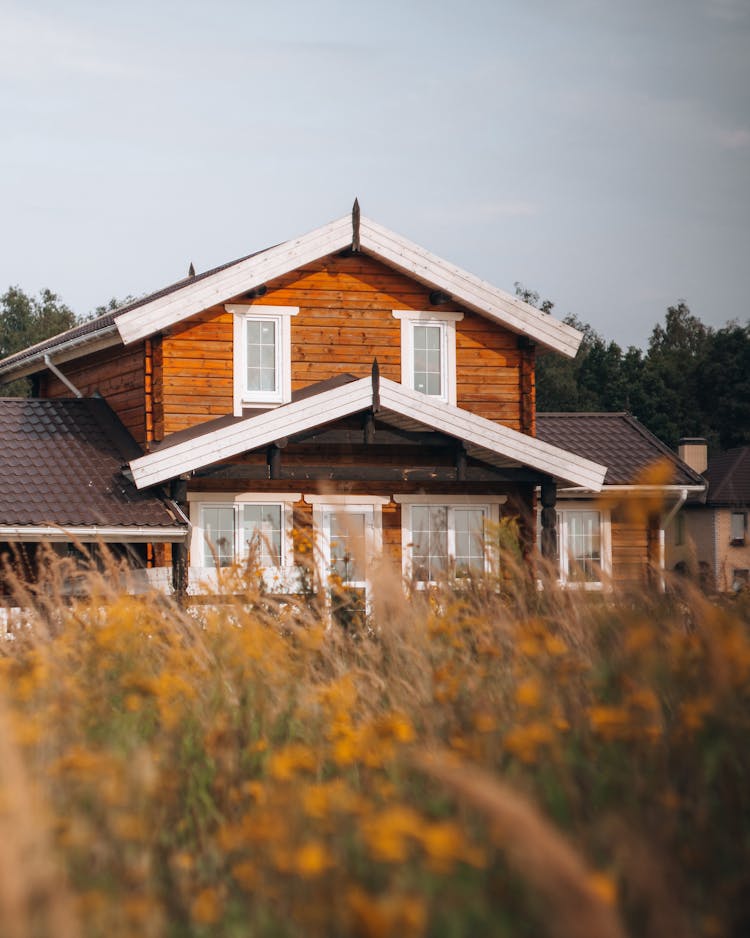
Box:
[188,493,300,590]
[307,496,387,619]
[227,305,298,414]
[730,512,746,546]
[396,495,504,584]
[393,310,463,405]
[733,569,749,592]
[556,508,611,587]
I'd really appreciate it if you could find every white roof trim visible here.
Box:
[115,216,353,345]
[0,525,188,543]
[129,376,606,491]
[114,214,582,357]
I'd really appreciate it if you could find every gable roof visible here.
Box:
[0,398,187,540]
[703,446,750,507]
[130,376,607,492]
[536,413,706,488]
[0,212,583,382]
[0,250,268,382]
[114,214,582,356]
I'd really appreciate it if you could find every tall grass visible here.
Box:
[0,544,748,937]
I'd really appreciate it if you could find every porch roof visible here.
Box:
[130,375,607,492]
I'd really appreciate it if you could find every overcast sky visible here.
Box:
[1,0,748,348]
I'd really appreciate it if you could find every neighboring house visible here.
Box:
[670,440,750,591]
[0,398,187,594]
[0,207,614,599]
[536,413,705,588]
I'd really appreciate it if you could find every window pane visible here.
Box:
[242,504,282,566]
[454,508,485,576]
[566,511,601,582]
[202,506,235,568]
[731,513,745,542]
[412,506,448,582]
[412,325,442,396]
[329,511,366,584]
[246,319,277,393]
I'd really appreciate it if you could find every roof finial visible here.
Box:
[352,198,360,252]
[371,356,380,411]
[188,262,196,278]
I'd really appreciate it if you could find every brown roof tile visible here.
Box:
[536,413,705,487]
[0,398,185,530]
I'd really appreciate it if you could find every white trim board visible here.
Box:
[0,525,188,543]
[113,214,583,357]
[129,376,607,492]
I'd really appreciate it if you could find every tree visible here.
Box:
[0,287,77,396]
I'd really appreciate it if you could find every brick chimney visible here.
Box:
[678,437,708,475]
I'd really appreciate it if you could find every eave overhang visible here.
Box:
[0,524,188,543]
[114,214,583,357]
[129,376,607,492]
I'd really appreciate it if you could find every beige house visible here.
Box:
[668,440,750,591]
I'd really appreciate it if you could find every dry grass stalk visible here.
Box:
[409,748,628,938]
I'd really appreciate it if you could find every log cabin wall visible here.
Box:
[39,343,147,446]
[159,253,528,439]
[610,508,650,585]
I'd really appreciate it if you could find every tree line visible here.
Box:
[2,284,748,453]
[518,286,750,452]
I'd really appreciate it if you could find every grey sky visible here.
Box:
[1,0,748,348]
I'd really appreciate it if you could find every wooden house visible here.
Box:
[0,207,625,599]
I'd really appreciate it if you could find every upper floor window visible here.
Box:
[392,310,463,405]
[730,511,746,546]
[227,305,298,414]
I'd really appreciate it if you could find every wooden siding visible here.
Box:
[611,509,650,585]
[40,343,147,446]
[160,253,528,438]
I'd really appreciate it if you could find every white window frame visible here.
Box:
[187,492,300,592]
[730,511,746,546]
[395,494,505,586]
[227,304,298,415]
[392,310,463,405]
[305,495,387,604]
[554,504,612,590]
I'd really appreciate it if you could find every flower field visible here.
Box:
[0,550,748,938]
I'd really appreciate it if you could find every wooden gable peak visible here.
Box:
[114,212,584,358]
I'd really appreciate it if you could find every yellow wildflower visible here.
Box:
[293,840,333,878]
[268,742,316,781]
[515,676,543,709]
[191,887,222,925]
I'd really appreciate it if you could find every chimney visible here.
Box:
[678,437,708,475]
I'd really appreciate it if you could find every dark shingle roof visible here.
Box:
[704,446,750,507]
[0,398,185,529]
[536,413,705,487]
[0,249,270,378]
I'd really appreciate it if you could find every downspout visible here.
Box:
[43,354,83,398]
[659,488,688,590]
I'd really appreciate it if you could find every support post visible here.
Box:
[170,478,188,600]
[540,479,557,563]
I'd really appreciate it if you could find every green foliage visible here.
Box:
[522,284,750,452]
[0,286,78,396]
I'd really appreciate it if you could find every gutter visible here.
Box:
[0,324,120,382]
[0,524,189,543]
[43,355,83,397]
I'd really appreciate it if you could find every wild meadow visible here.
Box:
[0,539,748,938]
